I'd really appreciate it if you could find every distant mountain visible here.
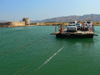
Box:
[31,14,100,23]
[0,20,6,23]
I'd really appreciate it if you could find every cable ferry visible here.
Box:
[51,20,98,38]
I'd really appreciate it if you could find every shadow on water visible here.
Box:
[55,36,94,48]
[55,36,95,57]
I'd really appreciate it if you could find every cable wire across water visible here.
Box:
[31,35,73,75]
[0,36,53,56]
[14,35,72,75]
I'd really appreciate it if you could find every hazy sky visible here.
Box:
[0,0,100,21]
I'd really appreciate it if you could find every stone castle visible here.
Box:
[0,18,30,27]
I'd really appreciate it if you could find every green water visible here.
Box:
[0,26,100,75]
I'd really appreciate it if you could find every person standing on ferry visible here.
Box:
[88,22,92,32]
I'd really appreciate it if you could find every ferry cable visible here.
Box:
[31,35,73,75]
[14,36,70,75]
[0,36,53,56]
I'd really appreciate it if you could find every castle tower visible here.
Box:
[23,18,30,25]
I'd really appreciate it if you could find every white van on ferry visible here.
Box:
[81,19,93,31]
[67,20,77,32]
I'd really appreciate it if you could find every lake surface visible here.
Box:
[0,26,100,75]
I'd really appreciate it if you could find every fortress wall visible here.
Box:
[0,17,30,27]
[8,21,25,26]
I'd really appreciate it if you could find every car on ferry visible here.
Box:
[69,20,77,24]
[81,19,93,31]
[67,24,77,32]
[75,23,82,30]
